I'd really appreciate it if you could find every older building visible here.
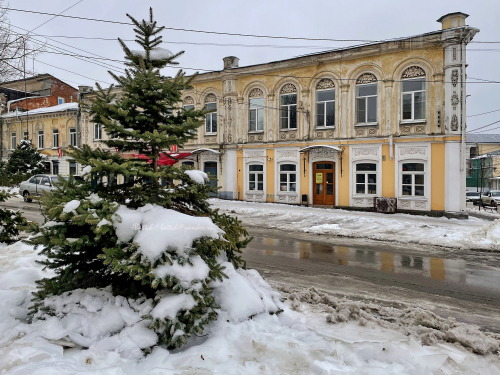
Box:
[81,12,478,215]
[0,103,80,176]
[466,134,500,191]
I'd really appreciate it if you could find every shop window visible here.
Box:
[355,163,377,194]
[248,164,264,191]
[401,162,425,196]
[279,164,297,192]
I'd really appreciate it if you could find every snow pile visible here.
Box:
[184,169,208,184]
[211,199,500,251]
[112,204,223,261]
[1,241,499,374]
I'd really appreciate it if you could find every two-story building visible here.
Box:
[81,12,478,215]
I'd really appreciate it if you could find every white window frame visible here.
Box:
[356,83,378,124]
[280,93,297,130]
[69,127,77,147]
[316,88,335,128]
[94,123,102,140]
[354,162,378,195]
[52,129,59,148]
[247,163,264,192]
[278,163,297,192]
[249,97,264,132]
[400,162,426,197]
[205,101,217,134]
[57,97,65,105]
[37,130,44,149]
[10,132,16,149]
[401,77,426,122]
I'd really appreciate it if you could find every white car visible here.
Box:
[19,174,62,202]
[480,190,500,207]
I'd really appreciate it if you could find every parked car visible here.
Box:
[480,190,500,207]
[466,191,481,204]
[19,174,62,202]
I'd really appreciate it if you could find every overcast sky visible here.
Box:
[3,0,500,133]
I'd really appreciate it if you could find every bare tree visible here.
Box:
[0,2,29,83]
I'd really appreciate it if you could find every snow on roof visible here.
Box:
[1,102,78,118]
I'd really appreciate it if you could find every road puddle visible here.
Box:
[249,236,500,290]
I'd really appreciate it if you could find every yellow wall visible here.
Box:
[337,147,349,206]
[266,149,275,202]
[236,149,243,200]
[381,143,395,197]
[431,143,445,210]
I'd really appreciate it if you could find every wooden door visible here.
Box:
[312,162,335,205]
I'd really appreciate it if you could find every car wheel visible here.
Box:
[23,191,32,203]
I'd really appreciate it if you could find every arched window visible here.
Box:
[356,73,377,124]
[401,66,426,121]
[280,84,297,130]
[204,93,217,133]
[316,78,335,127]
[248,88,264,132]
[279,163,297,192]
[183,96,195,111]
[248,164,264,191]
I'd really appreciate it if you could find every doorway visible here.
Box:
[203,161,218,196]
[312,161,335,205]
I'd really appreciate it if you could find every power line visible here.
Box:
[468,108,500,117]
[467,119,500,133]
[3,6,500,45]
[29,0,85,34]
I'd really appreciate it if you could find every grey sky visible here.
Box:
[5,0,500,133]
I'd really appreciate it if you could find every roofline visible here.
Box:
[0,73,78,91]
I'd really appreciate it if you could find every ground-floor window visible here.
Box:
[401,162,425,196]
[279,164,297,192]
[355,163,377,194]
[69,161,77,176]
[52,160,59,175]
[248,164,264,191]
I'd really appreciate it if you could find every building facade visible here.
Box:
[81,12,478,215]
[466,134,500,191]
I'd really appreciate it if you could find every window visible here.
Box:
[249,96,264,132]
[58,97,65,105]
[279,164,297,192]
[37,130,44,149]
[280,84,297,130]
[69,161,77,176]
[52,129,59,148]
[183,96,194,112]
[94,123,102,140]
[248,164,264,191]
[69,128,77,147]
[355,163,377,194]
[316,79,335,127]
[182,161,195,168]
[356,74,377,124]
[11,132,16,149]
[52,161,59,175]
[204,94,217,133]
[23,131,29,140]
[401,67,426,121]
[401,163,425,196]
[183,104,194,111]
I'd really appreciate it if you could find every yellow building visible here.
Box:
[0,103,81,175]
[172,12,477,215]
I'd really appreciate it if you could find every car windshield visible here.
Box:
[491,191,500,197]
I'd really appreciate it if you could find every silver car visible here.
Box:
[19,174,61,202]
[480,190,500,207]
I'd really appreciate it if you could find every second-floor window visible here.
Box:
[204,94,217,134]
[37,130,44,149]
[52,129,59,148]
[280,84,297,130]
[94,124,102,140]
[11,132,16,149]
[69,128,77,147]
[356,73,378,124]
[249,94,264,132]
[401,66,426,121]
[316,79,335,127]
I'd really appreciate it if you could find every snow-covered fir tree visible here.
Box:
[0,190,27,244]
[30,9,249,350]
[6,139,47,176]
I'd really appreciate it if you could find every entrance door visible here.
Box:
[313,162,335,205]
[204,161,218,196]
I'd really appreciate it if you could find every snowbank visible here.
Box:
[1,241,499,374]
[211,199,500,251]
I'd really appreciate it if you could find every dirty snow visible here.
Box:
[210,199,500,251]
[1,240,499,374]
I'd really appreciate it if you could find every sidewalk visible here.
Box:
[210,199,500,252]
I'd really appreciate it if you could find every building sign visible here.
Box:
[315,173,323,184]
